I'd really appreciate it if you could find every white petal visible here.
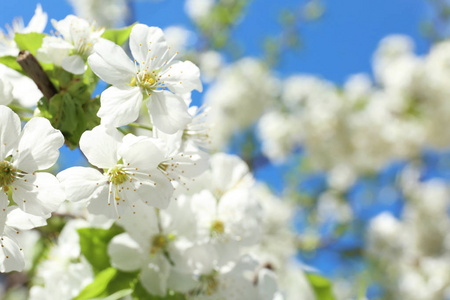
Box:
[0,105,21,160]
[119,138,165,172]
[139,257,170,297]
[130,24,168,66]
[147,91,192,134]
[211,153,252,193]
[258,269,279,300]
[108,233,143,272]
[136,172,173,209]
[0,65,42,108]
[12,173,65,217]
[161,60,202,94]
[5,206,47,230]
[79,125,122,169]
[0,77,13,105]
[166,270,198,293]
[13,117,64,173]
[98,86,143,127]
[190,190,217,217]
[88,39,135,88]
[184,244,218,274]
[57,167,107,202]
[0,235,24,272]
[0,194,8,235]
[62,55,87,74]
[25,4,48,33]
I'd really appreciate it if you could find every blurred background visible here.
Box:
[3,0,450,299]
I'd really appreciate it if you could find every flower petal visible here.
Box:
[0,105,20,160]
[79,125,122,169]
[130,24,168,67]
[57,167,107,203]
[119,138,165,172]
[98,86,143,127]
[147,91,192,134]
[88,39,135,88]
[62,55,87,74]
[5,206,47,230]
[12,173,65,217]
[135,172,173,209]
[108,233,143,272]
[161,60,202,94]
[139,257,170,297]
[13,117,64,173]
[0,235,24,272]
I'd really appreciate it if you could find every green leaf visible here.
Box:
[102,23,136,46]
[14,32,46,55]
[132,281,185,300]
[306,273,336,300]
[77,225,124,274]
[0,56,24,74]
[74,267,117,300]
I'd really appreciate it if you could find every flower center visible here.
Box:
[198,271,219,295]
[130,70,160,93]
[106,165,129,186]
[150,234,168,254]
[210,220,225,235]
[0,160,16,193]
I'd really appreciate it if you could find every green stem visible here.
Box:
[19,116,32,122]
[117,127,128,135]
[8,104,34,114]
[128,122,153,131]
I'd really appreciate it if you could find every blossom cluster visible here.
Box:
[0,7,315,300]
[202,34,450,191]
[367,167,450,300]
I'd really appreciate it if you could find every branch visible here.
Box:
[16,50,57,100]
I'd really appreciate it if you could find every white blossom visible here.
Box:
[88,24,202,133]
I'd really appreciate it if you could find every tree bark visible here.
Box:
[16,50,57,100]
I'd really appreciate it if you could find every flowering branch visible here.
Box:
[16,50,57,100]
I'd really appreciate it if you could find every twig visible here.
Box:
[16,50,57,100]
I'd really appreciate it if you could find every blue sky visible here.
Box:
[0,0,432,183]
[1,0,430,86]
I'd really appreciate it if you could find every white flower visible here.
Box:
[29,219,95,300]
[0,106,65,216]
[0,4,47,56]
[187,254,279,300]
[88,24,202,133]
[164,26,195,57]
[57,125,173,219]
[0,201,47,273]
[190,189,262,263]
[185,0,215,21]
[0,76,13,105]
[0,64,43,108]
[195,153,254,197]
[67,0,130,27]
[152,130,209,195]
[108,202,197,296]
[37,15,105,74]
[205,58,278,148]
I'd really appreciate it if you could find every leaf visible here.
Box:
[306,273,336,300]
[132,281,185,300]
[0,56,25,74]
[102,23,136,46]
[74,267,117,300]
[14,32,46,55]
[77,225,124,274]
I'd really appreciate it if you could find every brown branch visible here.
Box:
[16,50,57,100]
